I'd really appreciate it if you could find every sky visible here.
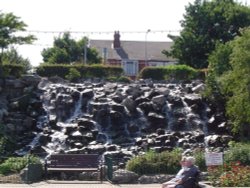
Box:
[1,0,250,66]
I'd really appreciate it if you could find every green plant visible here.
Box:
[1,64,25,77]
[139,65,199,81]
[65,68,81,82]
[117,76,132,83]
[126,149,182,175]
[193,150,206,172]
[208,162,250,187]
[0,155,41,175]
[36,64,123,79]
[224,142,250,166]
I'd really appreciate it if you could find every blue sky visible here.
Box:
[1,0,250,66]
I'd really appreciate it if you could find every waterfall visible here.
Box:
[16,80,225,157]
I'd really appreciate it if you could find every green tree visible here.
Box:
[166,0,250,69]
[41,32,101,64]
[0,12,35,65]
[221,28,250,133]
[2,47,32,72]
[204,42,233,102]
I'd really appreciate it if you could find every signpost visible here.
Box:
[205,152,223,166]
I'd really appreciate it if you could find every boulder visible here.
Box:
[192,83,205,93]
[82,89,94,98]
[152,95,166,107]
[21,75,41,87]
[183,94,202,106]
[122,97,136,113]
[112,169,139,184]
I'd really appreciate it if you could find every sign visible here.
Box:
[205,152,223,166]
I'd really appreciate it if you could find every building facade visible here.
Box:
[90,31,177,76]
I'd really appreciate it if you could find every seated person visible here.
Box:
[162,157,187,188]
[175,156,200,188]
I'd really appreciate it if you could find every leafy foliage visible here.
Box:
[36,64,123,79]
[65,68,81,82]
[2,47,32,72]
[1,64,25,77]
[0,155,41,175]
[205,28,250,133]
[221,28,250,133]
[41,32,101,64]
[126,149,182,175]
[0,11,35,65]
[139,65,200,81]
[166,0,250,69]
[208,162,250,187]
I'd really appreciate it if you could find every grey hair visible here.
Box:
[186,156,195,164]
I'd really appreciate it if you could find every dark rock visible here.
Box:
[147,112,166,129]
[156,128,165,135]
[82,89,94,98]
[111,103,125,113]
[138,102,154,115]
[152,95,166,107]
[21,75,41,87]
[135,96,150,105]
[184,94,202,106]
[167,95,183,107]
[122,97,136,113]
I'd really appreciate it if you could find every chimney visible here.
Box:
[113,31,121,48]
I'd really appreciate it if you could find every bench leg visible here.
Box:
[100,166,103,183]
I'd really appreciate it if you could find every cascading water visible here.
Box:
[16,79,232,158]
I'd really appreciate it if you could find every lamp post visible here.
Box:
[145,29,151,66]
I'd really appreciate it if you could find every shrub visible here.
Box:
[193,150,206,172]
[139,65,199,81]
[0,155,41,175]
[117,76,132,83]
[208,162,250,187]
[126,149,182,175]
[65,68,81,82]
[36,64,123,79]
[107,76,132,83]
[0,64,25,78]
[224,142,250,166]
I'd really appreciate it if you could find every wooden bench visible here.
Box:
[44,154,103,182]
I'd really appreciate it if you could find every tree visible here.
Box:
[41,32,101,64]
[206,28,250,133]
[2,47,32,72]
[0,12,35,65]
[166,0,250,69]
[220,28,250,133]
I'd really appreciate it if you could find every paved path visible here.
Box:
[0,181,162,188]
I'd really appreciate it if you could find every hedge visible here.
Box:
[139,65,202,81]
[36,64,123,79]
[0,64,25,78]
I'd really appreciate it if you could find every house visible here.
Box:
[90,31,177,77]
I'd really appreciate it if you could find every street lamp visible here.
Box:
[145,29,151,66]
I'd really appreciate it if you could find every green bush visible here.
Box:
[193,150,206,172]
[139,65,199,81]
[0,155,41,175]
[224,142,250,166]
[107,76,132,83]
[65,68,81,82]
[0,64,25,78]
[126,149,182,175]
[36,64,123,79]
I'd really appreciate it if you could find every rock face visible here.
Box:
[0,77,231,165]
